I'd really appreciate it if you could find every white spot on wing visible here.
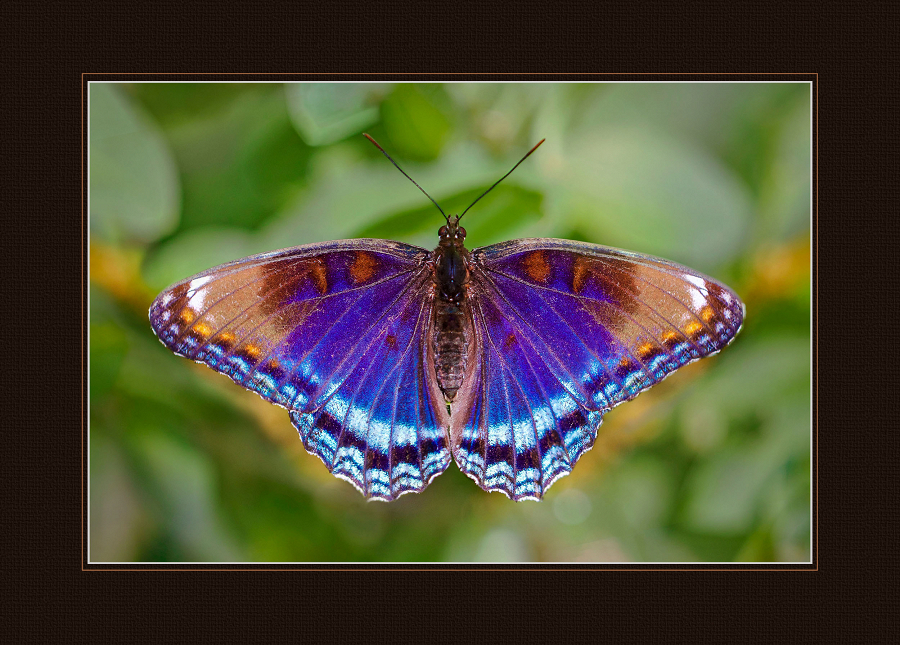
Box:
[550,394,576,418]
[325,395,349,421]
[394,421,417,447]
[368,419,390,452]
[187,276,213,312]
[685,274,709,310]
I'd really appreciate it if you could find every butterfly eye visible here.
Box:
[439,225,448,236]
[458,226,467,238]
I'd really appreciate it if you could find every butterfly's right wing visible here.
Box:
[149,239,450,501]
[452,239,744,501]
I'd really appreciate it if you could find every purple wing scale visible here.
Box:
[452,239,744,501]
[149,239,451,501]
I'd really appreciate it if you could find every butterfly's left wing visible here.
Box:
[452,238,744,501]
[149,239,450,501]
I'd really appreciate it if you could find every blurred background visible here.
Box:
[89,82,811,562]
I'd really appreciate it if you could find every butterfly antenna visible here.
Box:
[363,133,448,222]
[459,138,545,221]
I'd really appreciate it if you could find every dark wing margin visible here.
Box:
[149,239,451,501]
[451,238,744,501]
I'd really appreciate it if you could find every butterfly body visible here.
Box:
[432,217,473,403]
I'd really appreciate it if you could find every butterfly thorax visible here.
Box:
[432,218,472,403]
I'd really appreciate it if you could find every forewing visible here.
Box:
[149,239,451,501]
[452,238,744,501]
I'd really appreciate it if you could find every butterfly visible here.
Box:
[149,136,744,502]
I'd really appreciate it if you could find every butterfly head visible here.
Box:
[438,215,467,248]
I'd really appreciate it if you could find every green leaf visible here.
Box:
[759,95,813,240]
[681,439,783,534]
[134,431,243,561]
[89,83,180,243]
[89,321,129,402]
[607,456,675,530]
[560,126,752,271]
[380,84,451,161]
[285,83,388,146]
[170,89,311,232]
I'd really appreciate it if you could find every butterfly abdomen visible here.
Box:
[432,298,471,403]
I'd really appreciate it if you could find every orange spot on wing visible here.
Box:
[244,344,262,359]
[684,321,703,337]
[180,308,196,324]
[350,251,378,284]
[309,258,328,294]
[523,251,550,283]
[194,322,212,337]
[662,330,681,346]
[700,305,715,324]
[637,341,656,359]
[385,334,397,349]
[504,333,517,349]
[572,256,591,293]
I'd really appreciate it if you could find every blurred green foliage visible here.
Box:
[89,82,811,562]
